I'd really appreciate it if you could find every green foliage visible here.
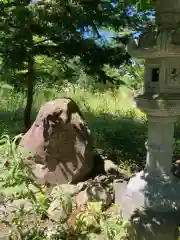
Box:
[0,135,49,217]
[0,133,137,239]
[0,0,132,82]
[0,0,146,127]
[121,59,144,94]
[0,0,153,87]
[127,0,157,10]
[0,0,155,127]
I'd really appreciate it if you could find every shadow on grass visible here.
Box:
[84,112,147,167]
[1,108,180,167]
[0,109,37,137]
[0,111,23,137]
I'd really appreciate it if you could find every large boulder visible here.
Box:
[19,97,94,185]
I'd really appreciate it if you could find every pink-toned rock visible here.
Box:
[19,98,94,185]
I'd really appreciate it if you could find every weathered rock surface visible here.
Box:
[7,198,33,213]
[47,193,72,222]
[88,151,120,179]
[172,160,180,178]
[50,184,77,197]
[104,159,119,175]
[0,198,33,234]
[76,185,112,208]
[19,98,94,185]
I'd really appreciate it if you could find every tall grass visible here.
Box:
[0,83,142,114]
[1,83,180,168]
[0,84,147,169]
[1,82,180,167]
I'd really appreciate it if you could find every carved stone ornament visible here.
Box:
[145,140,163,153]
[171,28,180,45]
[156,0,180,28]
[138,28,157,49]
[168,68,180,85]
[156,0,180,13]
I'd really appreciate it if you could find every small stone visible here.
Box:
[47,197,72,222]
[50,184,77,198]
[31,163,48,185]
[7,199,33,213]
[106,204,121,216]
[104,159,119,175]
[48,188,72,222]
[85,179,93,186]
[76,190,88,208]
[94,175,107,183]
[0,226,10,240]
[172,161,180,178]
[76,181,87,193]
[0,203,6,219]
[76,185,112,208]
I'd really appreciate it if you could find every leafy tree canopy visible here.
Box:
[0,0,153,83]
[0,0,155,129]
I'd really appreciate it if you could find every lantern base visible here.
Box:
[119,170,180,219]
[115,170,180,239]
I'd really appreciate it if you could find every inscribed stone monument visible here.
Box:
[19,97,94,185]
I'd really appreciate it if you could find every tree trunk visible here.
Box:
[24,55,35,132]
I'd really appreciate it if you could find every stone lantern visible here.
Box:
[115,0,180,233]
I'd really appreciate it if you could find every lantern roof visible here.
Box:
[128,0,180,59]
[156,0,180,28]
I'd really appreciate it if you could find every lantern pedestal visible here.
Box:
[119,173,180,239]
[118,171,180,239]
[120,94,180,218]
[115,95,180,239]
[120,172,180,219]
